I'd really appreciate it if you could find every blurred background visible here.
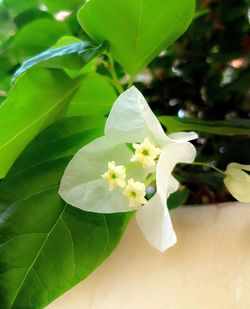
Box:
[0,0,249,205]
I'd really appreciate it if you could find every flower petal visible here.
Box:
[157,142,197,198]
[59,137,145,213]
[105,86,168,147]
[168,175,179,195]
[136,142,196,251]
[136,192,177,252]
[224,163,250,202]
[226,163,250,173]
[167,131,198,143]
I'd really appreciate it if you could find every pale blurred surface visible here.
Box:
[47,203,250,309]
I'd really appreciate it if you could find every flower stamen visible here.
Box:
[102,161,126,191]
[123,178,147,208]
[131,137,161,168]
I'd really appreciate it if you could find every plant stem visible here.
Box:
[127,76,134,89]
[104,53,124,94]
[145,173,156,186]
[192,162,226,175]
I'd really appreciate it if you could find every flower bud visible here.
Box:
[224,163,250,202]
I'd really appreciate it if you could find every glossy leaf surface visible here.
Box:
[12,18,71,61]
[78,0,195,76]
[13,40,105,81]
[159,116,250,136]
[0,69,80,179]
[67,74,117,117]
[0,117,131,309]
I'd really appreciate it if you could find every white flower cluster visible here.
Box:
[59,87,198,251]
[102,137,161,208]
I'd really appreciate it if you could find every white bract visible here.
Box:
[59,87,198,251]
[224,163,250,202]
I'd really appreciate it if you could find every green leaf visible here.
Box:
[0,117,131,309]
[52,36,99,78]
[159,116,250,136]
[53,36,82,47]
[6,117,105,178]
[78,0,195,76]
[12,18,71,61]
[13,8,51,29]
[0,96,6,106]
[13,40,106,81]
[0,69,81,179]
[67,74,117,117]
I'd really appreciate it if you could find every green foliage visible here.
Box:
[143,0,250,120]
[12,18,71,61]
[13,9,51,29]
[13,40,106,81]
[0,69,81,179]
[78,0,195,76]
[0,0,249,307]
[67,74,117,117]
[0,117,131,309]
[159,116,250,136]
[139,0,250,204]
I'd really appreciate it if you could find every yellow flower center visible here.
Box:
[102,161,126,191]
[123,178,147,208]
[131,137,161,168]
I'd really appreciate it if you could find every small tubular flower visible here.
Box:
[102,161,126,191]
[131,137,162,168]
[123,178,147,208]
[59,87,198,252]
[224,163,250,202]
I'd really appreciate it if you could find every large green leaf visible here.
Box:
[0,69,81,179]
[12,18,71,61]
[0,117,131,309]
[13,40,106,81]
[159,116,250,136]
[78,0,195,76]
[67,74,117,117]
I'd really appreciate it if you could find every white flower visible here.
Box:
[59,86,198,251]
[131,137,161,168]
[102,161,126,191]
[123,178,147,208]
[224,163,250,202]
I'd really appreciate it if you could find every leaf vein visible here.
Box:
[9,203,68,308]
